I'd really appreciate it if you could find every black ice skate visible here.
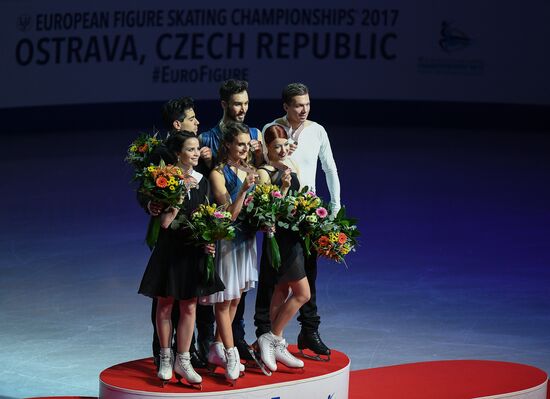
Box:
[235,337,254,361]
[297,331,331,361]
[189,348,207,369]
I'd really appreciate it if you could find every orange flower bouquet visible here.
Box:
[139,160,186,248]
[311,207,359,265]
[282,187,359,265]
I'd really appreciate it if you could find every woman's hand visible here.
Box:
[204,243,216,256]
[261,225,276,234]
[241,172,257,192]
[147,201,164,216]
[281,168,292,189]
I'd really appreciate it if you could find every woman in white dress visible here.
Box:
[199,121,258,384]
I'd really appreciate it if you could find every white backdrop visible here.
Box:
[1,0,549,108]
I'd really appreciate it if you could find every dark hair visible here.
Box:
[217,122,250,164]
[161,97,195,131]
[264,124,288,146]
[165,131,198,157]
[282,82,309,105]
[219,79,249,103]
[145,145,177,166]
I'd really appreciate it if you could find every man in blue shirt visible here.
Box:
[199,79,263,167]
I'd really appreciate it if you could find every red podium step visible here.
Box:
[99,345,350,398]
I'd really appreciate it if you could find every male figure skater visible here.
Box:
[255,83,341,360]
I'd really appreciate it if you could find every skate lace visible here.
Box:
[277,340,293,359]
[268,340,277,357]
[177,356,193,372]
[159,353,172,367]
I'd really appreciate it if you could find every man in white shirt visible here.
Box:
[254,83,341,360]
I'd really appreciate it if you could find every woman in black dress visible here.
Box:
[255,124,311,372]
[139,132,224,387]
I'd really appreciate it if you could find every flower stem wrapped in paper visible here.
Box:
[239,183,286,270]
[172,203,236,283]
[125,132,162,177]
[138,160,186,249]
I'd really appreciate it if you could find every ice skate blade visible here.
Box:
[299,349,330,362]
[226,377,238,387]
[244,359,273,376]
[246,343,273,376]
[175,374,203,390]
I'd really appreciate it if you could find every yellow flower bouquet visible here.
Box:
[139,160,186,248]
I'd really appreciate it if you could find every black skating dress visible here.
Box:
[258,166,306,284]
[138,174,225,300]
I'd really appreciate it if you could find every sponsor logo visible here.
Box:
[417,19,483,76]
[439,20,473,53]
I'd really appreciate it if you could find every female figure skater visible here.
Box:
[255,124,311,372]
[139,132,224,387]
[200,122,258,384]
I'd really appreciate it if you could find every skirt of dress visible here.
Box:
[199,235,258,304]
[260,229,307,285]
[139,240,225,301]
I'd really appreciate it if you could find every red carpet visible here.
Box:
[100,345,349,393]
[349,360,548,399]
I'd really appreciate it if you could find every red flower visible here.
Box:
[318,235,330,247]
[156,176,168,188]
[138,144,148,153]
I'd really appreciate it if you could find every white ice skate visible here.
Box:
[275,338,304,368]
[224,346,241,385]
[207,341,245,374]
[157,348,173,386]
[257,332,279,372]
[174,352,202,389]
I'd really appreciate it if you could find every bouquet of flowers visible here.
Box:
[280,187,331,253]
[139,160,186,248]
[283,187,359,265]
[309,207,360,266]
[125,132,162,177]
[240,184,286,270]
[173,203,235,283]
